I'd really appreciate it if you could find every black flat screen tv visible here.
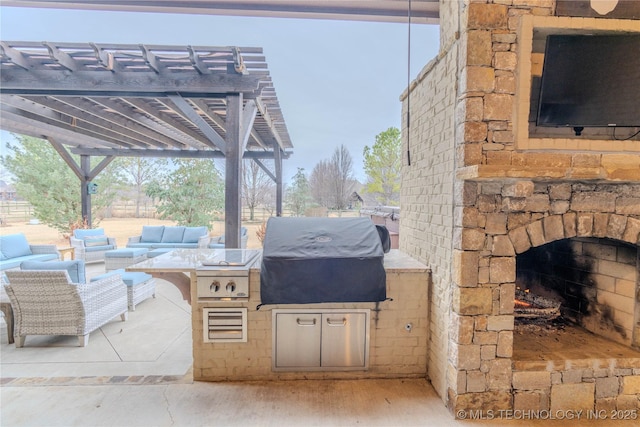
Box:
[536,34,640,129]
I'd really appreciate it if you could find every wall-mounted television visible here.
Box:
[536,34,640,133]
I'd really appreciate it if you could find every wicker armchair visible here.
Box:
[69,228,117,264]
[4,270,128,347]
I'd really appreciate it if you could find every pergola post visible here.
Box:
[80,155,92,227]
[274,145,283,217]
[224,93,243,248]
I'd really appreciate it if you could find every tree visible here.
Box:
[308,145,355,210]
[92,159,122,219]
[286,168,311,217]
[242,159,274,221]
[0,135,117,233]
[146,158,224,228]
[363,127,401,205]
[309,159,332,207]
[329,144,355,210]
[115,157,168,217]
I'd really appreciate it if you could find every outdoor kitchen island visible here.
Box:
[128,248,430,381]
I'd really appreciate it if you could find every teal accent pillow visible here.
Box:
[161,226,185,243]
[0,233,32,258]
[21,260,86,284]
[183,226,207,243]
[141,226,165,243]
[84,236,109,247]
[74,228,105,239]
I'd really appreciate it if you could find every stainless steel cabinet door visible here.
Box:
[274,312,321,368]
[321,312,367,368]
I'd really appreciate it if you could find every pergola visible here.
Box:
[0,41,293,248]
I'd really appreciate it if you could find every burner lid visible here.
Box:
[201,249,260,267]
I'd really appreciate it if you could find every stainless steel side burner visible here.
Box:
[196,249,260,300]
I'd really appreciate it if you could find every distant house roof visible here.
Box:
[350,191,364,203]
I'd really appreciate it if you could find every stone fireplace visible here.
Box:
[399,0,640,416]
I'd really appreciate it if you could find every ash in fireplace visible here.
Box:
[515,316,569,334]
[514,288,562,321]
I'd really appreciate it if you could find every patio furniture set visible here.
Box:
[1,225,247,346]
[1,227,194,347]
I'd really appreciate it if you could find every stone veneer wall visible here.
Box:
[512,359,640,414]
[192,261,430,381]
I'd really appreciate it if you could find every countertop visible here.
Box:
[381,250,429,272]
[128,248,429,273]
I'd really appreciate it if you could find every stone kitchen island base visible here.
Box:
[192,250,430,381]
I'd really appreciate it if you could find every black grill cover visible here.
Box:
[260,217,386,305]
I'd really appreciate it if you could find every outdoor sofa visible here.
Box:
[126,225,210,249]
[69,228,117,264]
[0,233,60,272]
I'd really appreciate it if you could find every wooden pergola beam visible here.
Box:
[122,98,212,149]
[252,158,276,182]
[166,95,227,151]
[0,69,263,97]
[33,96,177,149]
[1,96,145,148]
[0,103,122,148]
[69,147,292,159]
[241,100,257,153]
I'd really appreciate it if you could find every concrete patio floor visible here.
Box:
[1,263,192,379]
[1,264,637,426]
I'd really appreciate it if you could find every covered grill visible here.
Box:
[260,217,387,305]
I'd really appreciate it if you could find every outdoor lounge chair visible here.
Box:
[4,265,128,347]
[69,228,117,264]
[208,227,248,249]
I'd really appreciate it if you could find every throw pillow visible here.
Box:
[161,226,186,243]
[74,228,105,239]
[0,233,33,258]
[84,236,109,247]
[183,226,208,243]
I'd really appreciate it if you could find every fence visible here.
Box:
[105,202,158,218]
[0,201,35,224]
[1,201,359,225]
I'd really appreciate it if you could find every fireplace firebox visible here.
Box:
[516,238,639,348]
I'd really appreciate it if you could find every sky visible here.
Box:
[0,6,440,183]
